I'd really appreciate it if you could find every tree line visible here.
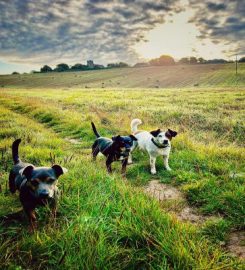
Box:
[142,55,245,67]
[39,62,129,73]
[39,56,245,73]
[11,56,245,75]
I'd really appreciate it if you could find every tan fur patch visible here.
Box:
[133,130,144,135]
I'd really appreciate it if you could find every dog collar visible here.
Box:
[151,138,169,149]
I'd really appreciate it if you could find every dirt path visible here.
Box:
[143,179,245,260]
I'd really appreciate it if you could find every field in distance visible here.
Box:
[0,63,245,89]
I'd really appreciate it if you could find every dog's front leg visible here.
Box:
[127,152,133,164]
[121,158,128,177]
[150,156,157,175]
[26,208,37,233]
[106,158,113,173]
[163,155,171,171]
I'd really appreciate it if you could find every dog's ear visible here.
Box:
[19,165,34,180]
[52,165,68,178]
[129,135,137,141]
[166,129,178,139]
[112,135,121,142]
[150,129,161,137]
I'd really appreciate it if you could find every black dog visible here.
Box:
[9,139,67,231]
[91,122,137,176]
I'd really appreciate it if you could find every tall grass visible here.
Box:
[0,85,244,269]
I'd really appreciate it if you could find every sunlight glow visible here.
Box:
[134,10,231,61]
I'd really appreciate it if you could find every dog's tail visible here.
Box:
[12,139,21,164]
[131,119,142,134]
[91,122,100,138]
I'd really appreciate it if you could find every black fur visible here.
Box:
[91,121,100,138]
[12,138,21,164]
[91,122,137,176]
[150,129,161,137]
[9,139,66,231]
[166,129,178,139]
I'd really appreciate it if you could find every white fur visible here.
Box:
[61,167,68,174]
[129,119,172,175]
[131,118,142,133]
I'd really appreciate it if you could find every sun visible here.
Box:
[134,9,230,61]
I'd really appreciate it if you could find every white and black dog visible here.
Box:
[128,119,177,175]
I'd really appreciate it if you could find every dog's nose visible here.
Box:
[163,140,168,144]
[39,190,49,198]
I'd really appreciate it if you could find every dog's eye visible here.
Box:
[31,179,39,186]
[47,178,55,184]
[158,135,162,137]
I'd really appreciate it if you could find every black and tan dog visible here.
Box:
[91,122,137,176]
[9,139,67,231]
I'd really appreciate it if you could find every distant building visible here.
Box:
[87,60,94,68]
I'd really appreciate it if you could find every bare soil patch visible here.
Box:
[143,180,215,224]
[227,231,245,259]
[144,180,182,201]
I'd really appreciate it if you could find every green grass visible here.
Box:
[0,70,244,269]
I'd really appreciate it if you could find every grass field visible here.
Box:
[0,63,244,269]
[1,63,245,89]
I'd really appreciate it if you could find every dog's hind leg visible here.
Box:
[92,142,100,161]
[163,155,171,171]
[9,171,16,193]
[150,155,157,175]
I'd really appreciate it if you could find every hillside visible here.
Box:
[0,63,244,89]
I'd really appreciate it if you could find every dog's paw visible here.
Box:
[127,161,133,165]
[151,169,157,175]
[166,167,172,171]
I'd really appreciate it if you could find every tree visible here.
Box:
[107,62,129,68]
[54,63,70,72]
[71,63,87,71]
[238,57,245,63]
[190,57,197,64]
[12,71,19,75]
[206,59,227,64]
[149,55,175,66]
[118,62,129,67]
[178,57,189,64]
[198,57,206,64]
[40,65,52,72]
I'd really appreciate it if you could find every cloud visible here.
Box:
[188,0,245,56]
[0,0,244,69]
[206,2,227,11]
[0,0,185,66]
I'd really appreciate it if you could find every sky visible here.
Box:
[0,0,244,74]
